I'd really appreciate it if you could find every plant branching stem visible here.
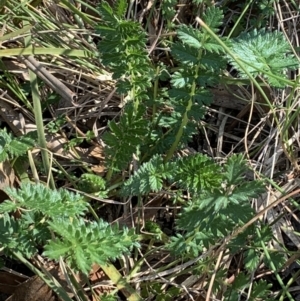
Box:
[164,32,205,163]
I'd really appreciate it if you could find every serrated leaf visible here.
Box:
[0,200,18,213]
[98,1,117,24]
[114,0,127,18]
[171,43,199,65]
[0,131,11,146]
[222,203,254,225]
[193,88,213,106]
[43,242,72,258]
[121,155,171,196]
[202,7,224,32]
[244,248,260,271]
[149,174,163,191]
[96,25,118,40]
[9,139,33,157]
[171,70,195,88]
[263,251,286,272]
[168,88,191,101]
[177,25,203,48]
[214,195,228,211]
[202,41,225,53]
[228,29,299,87]
[200,52,226,70]
[0,128,34,161]
[0,213,19,246]
[0,149,8,162]
[195,72,219,86]
[231,272,250,290]
[224,154,247,184]
[0,137,6,149]
[174,154,221,193]
[4,183,88,218]
[251,279,273,300]
[229,181,265,203]
[45,218,139,274]
[108,120,123,138]
[104,104,149,172]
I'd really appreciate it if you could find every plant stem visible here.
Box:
[196,17,281,125]
[164,31,205,163]
[23,23,55,189]
[256,228,294,301]
[59,0,96,27]
[164,98,192,163]
[13,251,73,301]
[101,263,142,301]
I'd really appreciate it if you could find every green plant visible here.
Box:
[227,29,299,88]
[0,128,35,161]
[0,0,299,300]
[0,183,141,300]
[94,1,299,299]
[46,115,67,134]
[78,173,108,198]
[97,4,226,175]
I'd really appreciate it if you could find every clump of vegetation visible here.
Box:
[0,0,299,300]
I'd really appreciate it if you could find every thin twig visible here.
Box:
[21,56,78,107]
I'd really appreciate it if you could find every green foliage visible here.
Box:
[100,294,118,301]
[173,154,222,193]
[0,183,138,274]
[225,273,274,301]
[0,183,89,257]
[98,6,228,177]
[255,0,278,16]
[121,155,172,196]
[143,282,180,301]
[78,173,108,198]
[1,1,295,299]
[173,8,224,56]
[96,0,156,176]
[263,250,286,272]
[0,128,35,161]
[161,0,177,20]
[121,151,267,264]
[228,29,299,87]
[0,213,21,251]
[103,103,149,173]
[162,7,226,158]
[44,218,139,274]
[168,154,265,257]
[144,220,169,242]
[0,210,48,257]
[121,153,223,196]
[202,6,224,33]
[2,183,88,218]
[46,115,66,134]
[64,131,95,150]
[229,224,286,274]
[96,0,153,102]
[244,248,260,272]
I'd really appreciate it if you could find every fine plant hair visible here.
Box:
[0,0,299,300]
